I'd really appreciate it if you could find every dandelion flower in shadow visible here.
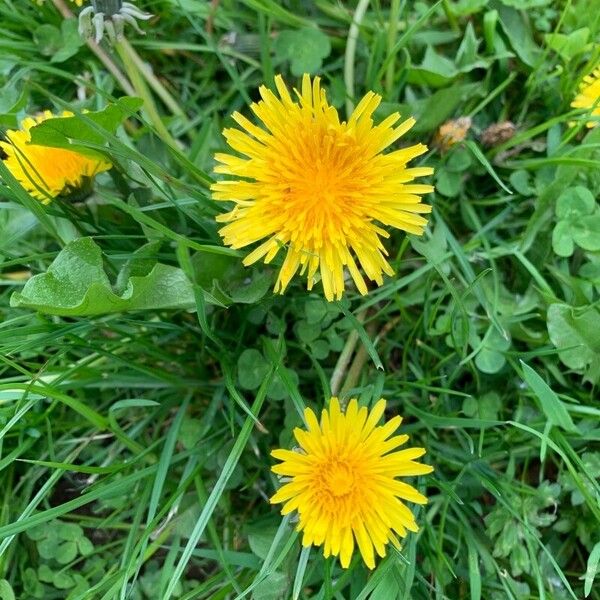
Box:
[212,74,434,301]
[270,397,433,569]
[571,67,600,128]
[0,111,111,203]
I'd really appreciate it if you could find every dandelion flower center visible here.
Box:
[270,397,433,569]
[320,459,357,498]
[212,74,434,301]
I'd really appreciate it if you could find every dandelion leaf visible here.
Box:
[10,237,194,316]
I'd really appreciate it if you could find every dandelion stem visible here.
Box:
[385,0,402,97]
[330,309,367,396]
[115,40,180,149]
[118,39,188,122]
[344,0,371,116]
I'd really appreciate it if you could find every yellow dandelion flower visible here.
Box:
[571,67,600,128]
[33,0,84,6]
[270,397,433,569]
[211,74,434,301]
[0,111,111,204]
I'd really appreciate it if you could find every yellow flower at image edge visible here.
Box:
[571,67,600,128]
[34,0,84,5]
[0,111,111,203]
[212,74,434,301]
[270,397,433,569]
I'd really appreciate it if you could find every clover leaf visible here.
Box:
[552,186,600,257]
[547,303,600,383]
[274,28,331,76]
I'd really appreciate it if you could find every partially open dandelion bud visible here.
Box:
[432,117,472,152]
[78,0,153,44]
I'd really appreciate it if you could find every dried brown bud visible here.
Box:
[432,117,472,152]
[481,121,517,147]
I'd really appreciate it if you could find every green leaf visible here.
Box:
[370,568,399,600]
[178,417,203,450]
[496,5,540,66]
[295,320,321,344]
[520,361,578,432]
[436,169,463,197]
[28,98,143,160]
[248,527,281,561]
[552,220,574,257]
[547,303,600,383]
[52,19,84,63]
[57,522,83,541]
[0,580,15,600]
[475,328,510,374]
[10,238,195,316]
[556,186,595,220]
[584,541,600,597]
[238,349,270,391]
[407,46,458,87]
[55,540,78,564]
[251,572,288,600]
[392,82,481,133]
[33,24,62,57]
[545,28,590,62]
[572,215,600,252]
[449,0,489,16]
[52,571,75,589]
[193,253,271,306]
[274,28,331,76]
[509,170,533,195]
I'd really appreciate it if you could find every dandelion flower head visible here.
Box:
[571,67,600,128]
[270,397,433,569]
[212,75,434,301]
[0,110,111,203]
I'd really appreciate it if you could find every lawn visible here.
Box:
[0,0,599,598]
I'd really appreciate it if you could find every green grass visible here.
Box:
[1,0,600,598]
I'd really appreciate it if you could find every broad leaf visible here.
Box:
[545,28,590,62]
[547,303,600,383]
[11,238,195,316]
[28,98,142,160]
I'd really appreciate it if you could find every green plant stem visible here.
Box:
[115,40,180,149]
[385,0,401,97]
[118,39,189,123]
[330,309,367,396]
[344,0,371,115]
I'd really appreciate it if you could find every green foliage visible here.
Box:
[0,0,598,599]
[10,237,195,315]
[274,27,331,76]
